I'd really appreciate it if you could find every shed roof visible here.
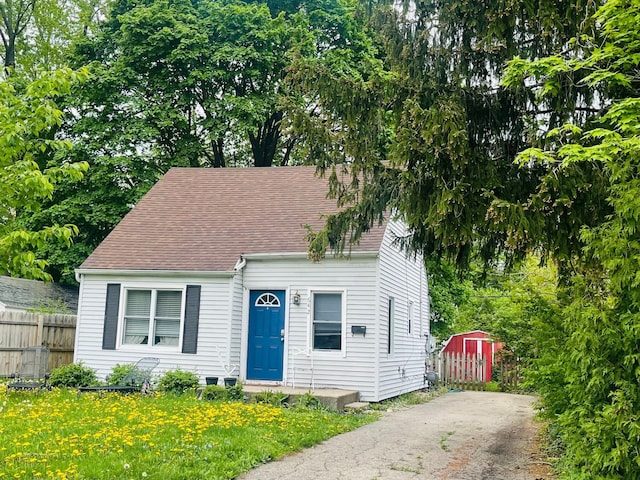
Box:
[80,166,387,272]
[0,276,78,313]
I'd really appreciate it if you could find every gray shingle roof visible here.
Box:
[0,276,78,313]
[80,166,387,272]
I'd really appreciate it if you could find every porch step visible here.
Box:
[242,385,359,411]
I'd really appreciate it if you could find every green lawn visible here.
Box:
[0,386,377,480]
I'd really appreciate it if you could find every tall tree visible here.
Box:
[0,0,35,69]
[71,0,312,169]
[22,0,381,283]
[303,0,603,274]
[0,67,88,279]
[501,0,640,475]
[0,0,108,75]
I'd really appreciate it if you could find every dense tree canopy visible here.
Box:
[501,1,640,476]
[304,0,604,273]
[18,0,381,283]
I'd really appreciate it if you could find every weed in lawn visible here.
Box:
[440,431,455,451]
[0,385,376,479]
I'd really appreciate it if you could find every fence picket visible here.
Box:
[0,312,76,376]
[440,351,487,391]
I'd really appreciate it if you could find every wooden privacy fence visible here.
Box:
[0,311,76,376]
[440,351,487,391]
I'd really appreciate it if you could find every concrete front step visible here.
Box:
[242,384,359,411]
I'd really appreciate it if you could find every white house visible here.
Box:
[74,166,430,402]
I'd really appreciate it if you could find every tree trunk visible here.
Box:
[0,0,36,71]
[4,35,15,68]
[249,111,283,167]
[211,137,225,167]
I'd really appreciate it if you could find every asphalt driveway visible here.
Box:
[239,391,548,480]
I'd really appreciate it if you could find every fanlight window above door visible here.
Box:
[255,293,280,307]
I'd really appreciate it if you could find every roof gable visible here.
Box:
[80,166,387,272]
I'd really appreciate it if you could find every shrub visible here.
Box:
[157,369,200,394]
[225,382,245,401]
[253,390,289,407]
[49,363,98,388]
[485,381,501,392]
[201,385,228,402]
[295,391,323,409]
[106,363,136,385]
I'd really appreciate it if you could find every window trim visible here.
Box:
[309,289,347,356]
[388,296,395,355]
[118,285,186,351]
[408,300,414,335]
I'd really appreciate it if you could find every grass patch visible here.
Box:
[0,385,377,479]
[439,431,454,451]
[369,387,447,412]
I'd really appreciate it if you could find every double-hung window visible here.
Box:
[312,292,343,351]
[123,289,183,346]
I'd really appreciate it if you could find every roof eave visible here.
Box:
[75,268,236,282]
[241,251,380,261]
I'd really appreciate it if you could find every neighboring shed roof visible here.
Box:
[0,276,79,313]
[80,166,388,272]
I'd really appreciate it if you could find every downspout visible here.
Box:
[232,255,246,380]
[73,272,84,363]
[233,255,247,272]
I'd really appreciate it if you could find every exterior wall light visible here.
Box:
[292,291,300,305]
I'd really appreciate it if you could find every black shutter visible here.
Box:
[182,285,201,354]
[102,283,121,350]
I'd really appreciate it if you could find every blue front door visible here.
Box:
[247,290,285,381]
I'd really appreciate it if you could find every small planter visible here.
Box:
[205,376,219,386]
[224,377,237,387]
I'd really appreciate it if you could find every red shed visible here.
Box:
[441,330,503,382]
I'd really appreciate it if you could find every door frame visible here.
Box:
[241,287,290,384]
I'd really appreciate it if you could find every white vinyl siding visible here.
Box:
[74,273,235,382]
[377,218,430,401]
[243,257,376,398]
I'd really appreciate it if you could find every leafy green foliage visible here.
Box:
[253,390,289,407]
[0,67,88,280]
[10,0,107,76]
[425,256,473,340]
[302,0,602,272]
[224,382,245,402]
[25,0,378,282]
[157,369,200,394]
[49,362,98,387]
[106,363,136,385]
[500,0,640,476]
[294,391,323,409]
[201,385,228,402]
